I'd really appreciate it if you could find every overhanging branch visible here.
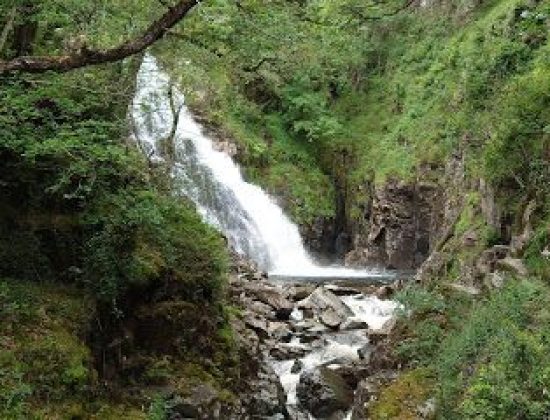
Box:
[0,0,198,74]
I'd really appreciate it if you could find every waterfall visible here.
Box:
[131,55,378,278]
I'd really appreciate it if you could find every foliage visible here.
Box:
[398,279,550,419]
[84,189,227,308]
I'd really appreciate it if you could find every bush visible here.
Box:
[83,189,228,309]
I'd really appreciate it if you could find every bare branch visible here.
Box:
[0,0,198,74]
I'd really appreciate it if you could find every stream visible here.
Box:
[132,55,401,419]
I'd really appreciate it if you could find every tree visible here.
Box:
[0,0,197,74]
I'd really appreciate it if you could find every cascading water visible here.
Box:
[131,55,401,419]
[131,55,382,278]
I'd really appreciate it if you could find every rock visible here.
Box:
[245,364,287,417]
[293,319,327,333]
[345,179,443,270]
[296,366,353,418]
[267,322,292,342]
[286,285,316,301]
[375,285,394,299]
[340,319,369,331]
[510,200,536,256]
[485,271,505,289]
[447,283,481,296]
[291,359,303,374]
[367,317,396,344]
[320,308,345,329]
[496,257,528,277]
[325,284,361,296]
[330,361,372,390]
[297,287,353,320]
[462,229,478,247]
[244,312,269,339]
[248,299,277,319]
[269,344,308,360]
[169,383,220,419]
[357,344,373,362]
[417,397,436,419]
[351,372,399,420]
[244,283,294,319]
[476,245,510,276]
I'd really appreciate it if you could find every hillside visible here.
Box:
[1,0,549,418]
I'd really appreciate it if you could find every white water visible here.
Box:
[273,295,398,407]
[131,55,387,278]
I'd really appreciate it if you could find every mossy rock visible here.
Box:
[369,368,434,420]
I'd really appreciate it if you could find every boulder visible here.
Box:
[286,285,316,301]
[296,366,353,418]
[244,283,294,319]
[320,308,345,329]
[245,364,287,417]
[297,287,353,320]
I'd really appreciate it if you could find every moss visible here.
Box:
[369,368,434,419]
[0,278,96,418]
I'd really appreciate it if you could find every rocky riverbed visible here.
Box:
[229,258,406,419]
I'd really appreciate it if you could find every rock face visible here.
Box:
[345,179,443,270]
[296,366,353,418]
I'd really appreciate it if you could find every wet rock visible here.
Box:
[340,319,369,331]
[244,283,294,320]
[367,317,396,345]
[320,308,345,329]
[293,319,328,333]
[357,344,373,362]
[345,179,442,270]
[296,366,353,418]
[245,364,287,417]
[330,361,372,390]
[269,344,308,360]
[268,322,292,342]
[291,359,303,374]
[325,284,361,296]
[496,257,528,277]
[297,287,353,320]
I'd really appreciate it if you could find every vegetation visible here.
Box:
[1,0,549,418]
[0,1,233,417]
